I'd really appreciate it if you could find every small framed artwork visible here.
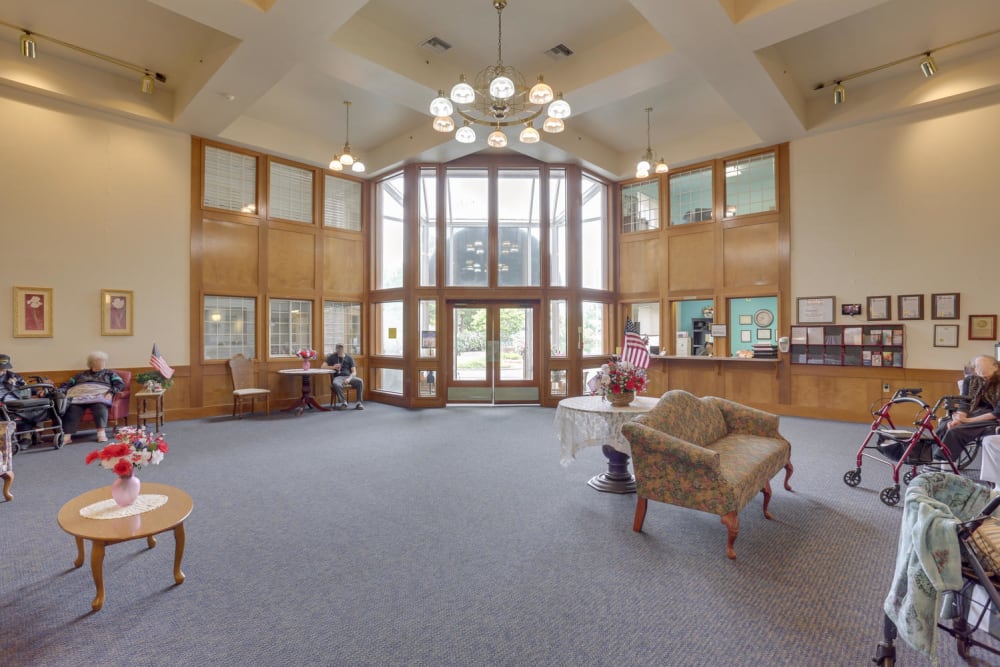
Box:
[797,296,835,324]
[740,330,752,343]
[931,293,960,320]
[934,324,959,348]
[101,289,133,336]
[969,315,997,341]
[757,328,772,340]
[841,303,862,316]
[898,294,924,320]
[13,286,53,337]
[420,330,437,349]
[867,295,891,321]
[738,314,752,326]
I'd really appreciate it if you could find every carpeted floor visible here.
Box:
[1,403,998,666]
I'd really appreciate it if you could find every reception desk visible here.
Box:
[644,355,783,410]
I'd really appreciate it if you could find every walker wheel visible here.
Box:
[880,486,901,506]
[902,470,916,485]
[843,469,861,487]
[11,440,20,456]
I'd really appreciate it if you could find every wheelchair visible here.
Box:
[0,377,66,454]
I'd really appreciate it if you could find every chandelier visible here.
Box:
[329,100,365,173]
[635,107,668,178]
[428,0,571,148]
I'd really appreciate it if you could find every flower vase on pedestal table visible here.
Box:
[301,360,311,371]
[609,391,636,408]
[111,474,141,507]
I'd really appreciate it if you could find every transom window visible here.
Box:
[203,146,256,214]
[204,296,255,360]
[724,152,776,217]
[324,175,361,231]
[446,169,489,287]
[670,166,713,225]
[269,161,313,223]
[622,179,660,232]
[269,299,312,357]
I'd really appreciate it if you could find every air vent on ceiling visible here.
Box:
[420,36,452,54]
[545,43,574,59]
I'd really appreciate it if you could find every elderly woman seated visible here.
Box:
[60,351,125,445]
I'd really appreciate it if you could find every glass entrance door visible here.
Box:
[448,302,539,404]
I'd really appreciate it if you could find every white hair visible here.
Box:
[87,351,109,369]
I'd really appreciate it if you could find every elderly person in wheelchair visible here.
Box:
[934,355,1000,476]
[60,351,125,445]
[0,354,27,401]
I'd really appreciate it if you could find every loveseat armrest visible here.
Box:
[704,397,781,438]
[622,422,722,476]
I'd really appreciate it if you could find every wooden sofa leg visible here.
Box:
[783,462,794,491]
[633,497,648,533]
[720,511,739,560]
[2,472,12,501]
[761,480,773,520]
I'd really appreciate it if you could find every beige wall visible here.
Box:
[0,89,190,372]
[790,95,1000,370]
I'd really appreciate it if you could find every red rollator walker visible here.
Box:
[843,387,979,506]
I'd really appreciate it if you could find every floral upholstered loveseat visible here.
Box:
[621,390,793,559]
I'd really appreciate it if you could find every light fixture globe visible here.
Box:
[456,123,477,143]
[528,76,554,104]
[655,159,669,174]
[330,101,362,172]
[329,159,343,171]
[519,123,539,143]
[433,115,456,133]
[339,148,354,166]
[429,91,454,116]
[487,128,508,148]
[542,117,564,133]
[636,158,651,173]
[635,169,649,179]
[450,76,475,104]
[489,75,515,100]
[352,160,366,173]
[547,93,571,119]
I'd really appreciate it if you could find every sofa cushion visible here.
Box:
[708,433,791,510]
[639,390,729,448]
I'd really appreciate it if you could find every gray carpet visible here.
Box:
[1,404,997,666]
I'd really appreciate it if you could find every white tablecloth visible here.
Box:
[555,395,659,465]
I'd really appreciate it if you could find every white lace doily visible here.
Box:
[555,395,659,465]
[79,494,169,519]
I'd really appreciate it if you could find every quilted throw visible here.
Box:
[883,472,995,662]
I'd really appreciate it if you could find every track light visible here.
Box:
[833,82,846,105]
[19,31,35,59]
[141,74,155,95]
[919,54,937,78]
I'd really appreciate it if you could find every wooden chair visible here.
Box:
[228,355,270,418]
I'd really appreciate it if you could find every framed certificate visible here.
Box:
[934,324,959,348]
[867,295,891,321]
[796,297,835,324]
[931,293,960,320]
[898,294,924,320]
[969,315,997,341]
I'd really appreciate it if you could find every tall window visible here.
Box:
[581,174,608,290]
[725,151,775,217]
[497,169,540,287]
[269,161,313,223]
[549,168,567,287]
[204,296,255,360]
[419,300,437,358]
[324,175,361,230]
[419,168,437,286]
[446,169,489,287]
[323,301,361,356]
[374,301,403,356]
[670,165,713,225]
[376,174,405,289]
[269,299,312,357]
[581,301,606,356]
[549,299,567,357]
[622,179,659,232]
[203,146,256,214]
[628,302,661,349]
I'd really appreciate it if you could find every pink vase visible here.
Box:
[301,359,311,370]
[111,474,141,507]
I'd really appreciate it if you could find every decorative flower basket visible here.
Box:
[84,427,168,507]
[596,357,647,407]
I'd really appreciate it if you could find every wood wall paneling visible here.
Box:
[667,230,715,292]
[202,219,259,292]
[722,222,779,288]
[268,228,316,293]
[619,235,661,295]
[322,235,365,295]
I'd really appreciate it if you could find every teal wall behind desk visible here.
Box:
[728,296,777,355]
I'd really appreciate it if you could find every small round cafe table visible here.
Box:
[554,395,659,493]
[277,367,335,416]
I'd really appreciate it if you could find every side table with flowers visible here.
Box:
[595,357,648,406]
[295,348,318,370]
[85,427,168,507]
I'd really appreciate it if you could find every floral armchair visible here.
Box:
[2,421,13,501]
[621,390,794,559]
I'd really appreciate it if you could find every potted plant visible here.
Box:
[134,370,174,393]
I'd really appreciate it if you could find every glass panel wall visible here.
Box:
[204,296,255,360]
[418,300,437,358]
[418,168,437,286]
[446,169,489,287]
[622,179,659,232]
[374,301,403,356]
[581,174,608,290]
[323,301,361,356]
[549,299,567,357]
[549,168,567,287]
[269,299,312,357]
[670,166,713,225]
[497,169,541,287]
[581,301,606,356]
[627,302,661,351]
[375,368,404,394]
[724,151,776,217]
[376,174,405,289]
[550,369,568,397]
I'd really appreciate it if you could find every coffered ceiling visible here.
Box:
[1,0,999,179]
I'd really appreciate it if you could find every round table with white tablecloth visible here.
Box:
[554,394,659,493]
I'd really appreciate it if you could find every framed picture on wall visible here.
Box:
[931,293,960,319]
[757,328,772,340]
[738,315,752,325]
[934,324,959,348]
[867,295,891,321]
[101,289,134,336]
[740,330,752,343]
[969,315,997,341]
[898,294,924,320]
[796,297,835,324]
[13,286,53,338]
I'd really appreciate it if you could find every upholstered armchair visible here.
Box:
[78,369,132,432]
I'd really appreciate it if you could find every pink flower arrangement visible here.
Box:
[596,357,647,399]
[84,427,168,478]
[295,348,317,361]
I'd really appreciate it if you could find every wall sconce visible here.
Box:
[833,82,846,105]
[19,31,35,59]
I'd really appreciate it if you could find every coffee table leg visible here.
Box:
[587,444,637,494]
[173,523,186,585]
[90,540,106,611]
[147,535,157,549]
[73,536,85,568]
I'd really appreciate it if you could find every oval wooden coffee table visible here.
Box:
[57,482,193,611]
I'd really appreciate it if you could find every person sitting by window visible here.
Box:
[322,344,364,410]
[935,355,1000,461]
[60,351,125,445]
[0,354,27,402]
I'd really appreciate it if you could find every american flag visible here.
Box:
[150,343,175,380]
[623,317,650,369]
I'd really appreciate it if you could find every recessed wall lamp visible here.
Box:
[814,27,1000,105]
[1,19,167,93]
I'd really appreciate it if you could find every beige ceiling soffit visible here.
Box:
[171,36,242,121]
[649,121,762,174]
[331,14,444,92]
[240,0,277,12]
[363,122,478,176]
[219,115,340,170]
[718,0,798,25]
[755,47,806,129]
[732,0,889,52]
[147,0,264,37]
[568,53,684,116]
[534,130,623,180]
